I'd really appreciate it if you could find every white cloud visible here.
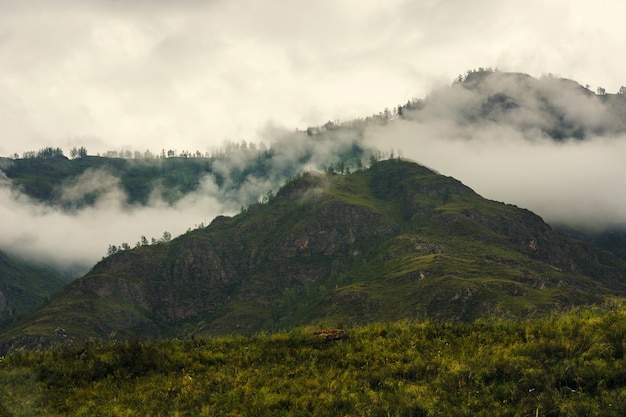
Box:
[363,74,626,230]
[0,169,229,276]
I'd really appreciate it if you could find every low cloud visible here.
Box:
[56,168,125,207]
[0,126,364,277]
[364,72,626,231]
[0,170,228,277]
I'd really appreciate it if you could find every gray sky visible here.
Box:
[1,0,625,156]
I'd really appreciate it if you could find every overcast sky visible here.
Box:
[1,0,625,157]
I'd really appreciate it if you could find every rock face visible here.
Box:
[2,160,625,352]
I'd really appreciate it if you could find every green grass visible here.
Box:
[3,304,626,416]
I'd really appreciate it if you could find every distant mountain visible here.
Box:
[399,69,626,141]
[558,225,626,263]
[2,159,624,352]
[0,250,68,320]
[0,137,367,210]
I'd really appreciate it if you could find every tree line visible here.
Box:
[8,141,273,161]
[104,220,211,259]
[105,231,173,258]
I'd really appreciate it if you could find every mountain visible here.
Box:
[2,71,626,349]
[1,159,624,352]
[555,224,626,263]
[592,229,626,261]
[0,250,68,319]
[398,69,626,141]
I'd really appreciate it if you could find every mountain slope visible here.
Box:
[0,250,69,319]
[1,159,625,352]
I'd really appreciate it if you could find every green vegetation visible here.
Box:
[2,154,218,206]
[0,251,69,320]
[2,304,626,416]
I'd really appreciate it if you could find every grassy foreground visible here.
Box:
[2,304,626,416]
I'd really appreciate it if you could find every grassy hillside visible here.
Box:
[2,304,626,416]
